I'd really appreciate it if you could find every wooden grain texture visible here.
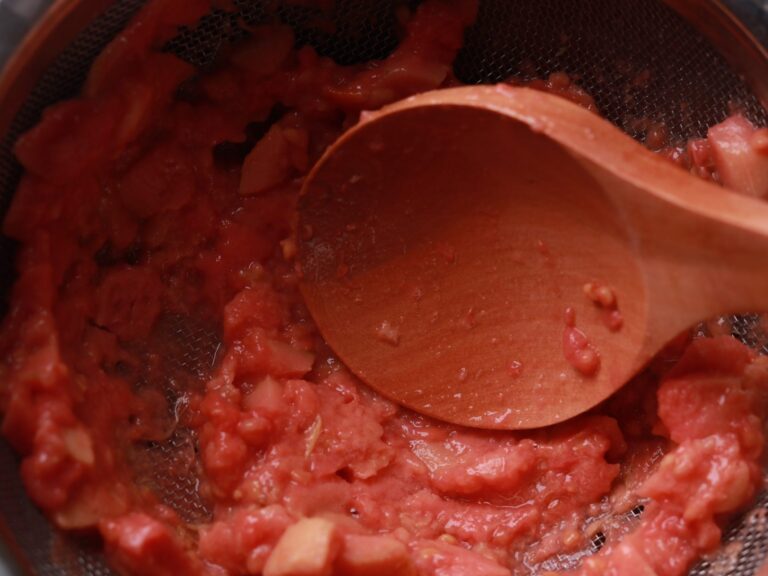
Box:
[298,86,768,430]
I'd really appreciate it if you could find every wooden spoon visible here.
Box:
[297,85,768,430]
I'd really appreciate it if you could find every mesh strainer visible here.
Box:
[0,0,767,574]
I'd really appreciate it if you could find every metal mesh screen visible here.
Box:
[127,314,219,525]
[454,0,768,142]
[0,0,767,574]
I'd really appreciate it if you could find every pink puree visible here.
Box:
[2,1,768,575]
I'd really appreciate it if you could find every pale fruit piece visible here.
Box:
[708,114,768,197]
[337,534,414,576]
[263,517,340,576]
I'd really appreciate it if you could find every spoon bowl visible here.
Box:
[298,86,768,429]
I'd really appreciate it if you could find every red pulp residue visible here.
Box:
[563,308,601,376]
[583,281,624,332]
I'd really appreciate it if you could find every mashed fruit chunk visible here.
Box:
[1,1,767,575]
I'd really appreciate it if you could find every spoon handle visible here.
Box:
[584,159,768,354]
